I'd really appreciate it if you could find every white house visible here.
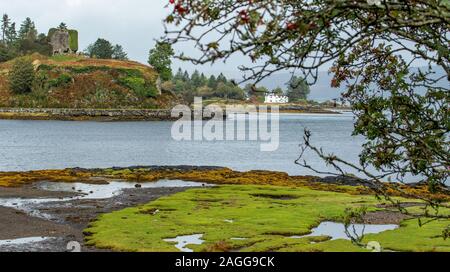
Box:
[264,93,289,104]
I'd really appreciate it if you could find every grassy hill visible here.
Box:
[0,54,177,109]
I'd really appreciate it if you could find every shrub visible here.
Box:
[8,57,35,94]
[118,74,159,98]
[0,45,15,63]
[48,73,73,87]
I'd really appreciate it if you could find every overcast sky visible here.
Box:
[0,0,250,76]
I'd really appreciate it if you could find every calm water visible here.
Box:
[0,113,365,176]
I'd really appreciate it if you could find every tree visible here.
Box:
[182,70,190,82]
[163,0,450,233]
[217,73,227,84]
[112,44,128,60]
[58,22,68,30]
[196,85,213,97]
[6,22,17,45]
[286,76,310,102]
[1,14,10,44]
[207,75,217,89]
[173,68,184,81]
[0,44,13,62]
[85,38,114,59]
[8,57,35,93]
[148,41,174,81]
[190,70,202,88]
[272,87,284,96]
[18,17,37,41]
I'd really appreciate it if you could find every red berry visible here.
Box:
[287,22,297,30]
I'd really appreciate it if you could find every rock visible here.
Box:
[135,184,142,188]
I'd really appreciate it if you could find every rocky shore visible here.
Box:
[0,105,341,122]
[0,108,179,121]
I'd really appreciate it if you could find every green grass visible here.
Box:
[85,185,450,252]
[363,219,450,252]
[82,185,377,252]
[49,54,82,62]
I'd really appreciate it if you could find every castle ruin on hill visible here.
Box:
[48,28,79,55]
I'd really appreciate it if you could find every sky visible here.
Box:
[0,0,248,76]
[0,0,432,86]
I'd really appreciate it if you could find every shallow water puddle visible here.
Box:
[291,221,398,241]
[0,236,52,246]
[0,179,209,219]
[164,234,205,252]
[38,179,209,199]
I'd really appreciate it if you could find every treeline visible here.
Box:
[0,15,52,61]
[161,69,246,103]
[148,42,310,104]
[0,14,128,63]
[84,38,128,60]
[160,69,310,104]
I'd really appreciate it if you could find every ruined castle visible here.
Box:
[48,28,78,55]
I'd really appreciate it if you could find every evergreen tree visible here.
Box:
[200,73,208,86]
[18,17,37,41]
[58,22,68,30]
[217,73,227,84]
[191,70,202,88]
[286,76,310,102]
[272,87,284,95]
[173,68,184,81]
[6,22,17,45]
[1,14,10,44]
[8,57,35,93]
[85,38,114,59]
[148,42,174,81]
[182,70,190,82]
[207,75,217,89]
[112,44,128,60]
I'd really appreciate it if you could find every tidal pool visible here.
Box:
[291,221,399,241]
[0,179,209,219]
[0,236,52,246]
[38,179,210,199]
[164,234,205,252]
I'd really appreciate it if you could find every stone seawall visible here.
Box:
[0,105,339,121]
[0,108,180,121]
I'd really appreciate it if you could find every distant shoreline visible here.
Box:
[0,106,343,121]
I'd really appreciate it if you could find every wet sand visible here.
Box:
[0,183,194,252]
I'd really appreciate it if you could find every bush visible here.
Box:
[116,69,157,97]
[8,57,35,94]
[0,45,15,63]
[48,73,73,87]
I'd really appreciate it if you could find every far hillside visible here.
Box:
[0,54,177,109]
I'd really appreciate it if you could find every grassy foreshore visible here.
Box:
[0,166,448,252]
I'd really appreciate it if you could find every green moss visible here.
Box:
[85,185,450,252]
[363,219,450,252]
[68,30,78,52]
[84,185,385,252]
[48,28,79,53]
